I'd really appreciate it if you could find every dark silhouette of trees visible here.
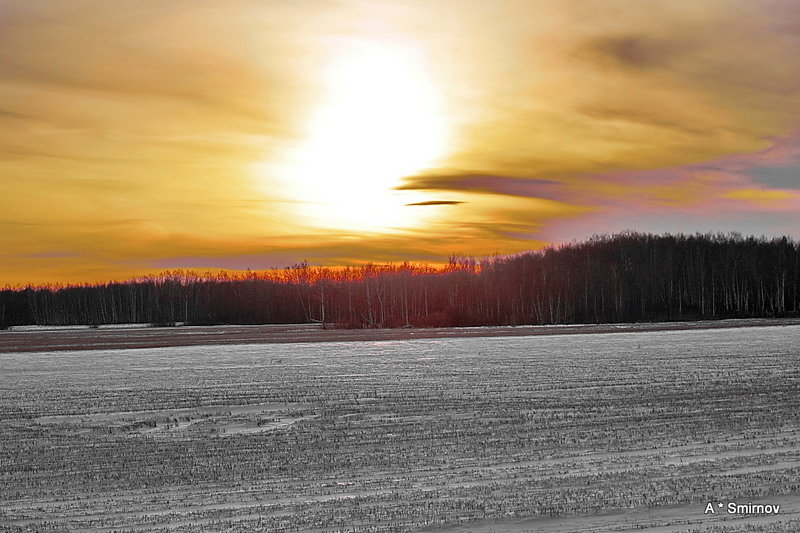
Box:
[2,232,799,329]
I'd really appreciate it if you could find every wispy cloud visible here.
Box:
[1,0,800,284]
[405,200,465,206]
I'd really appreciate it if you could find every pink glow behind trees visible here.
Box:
[1,233,798,329]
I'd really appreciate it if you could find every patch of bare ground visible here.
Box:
[1,317,800,353]
[0,325,799,531]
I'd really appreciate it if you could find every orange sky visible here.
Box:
[2,0,800,285]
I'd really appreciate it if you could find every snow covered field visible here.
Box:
[1,326,799,532]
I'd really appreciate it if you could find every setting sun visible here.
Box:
[275,40,448,232]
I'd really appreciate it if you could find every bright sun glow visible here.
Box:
[276,41,448,232]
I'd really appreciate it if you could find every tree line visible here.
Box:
[1,232,798,329]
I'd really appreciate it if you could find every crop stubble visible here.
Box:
[1,325,799,532]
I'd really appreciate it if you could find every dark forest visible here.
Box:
[1,232,798,329]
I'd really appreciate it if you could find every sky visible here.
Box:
[2,0,800,285]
